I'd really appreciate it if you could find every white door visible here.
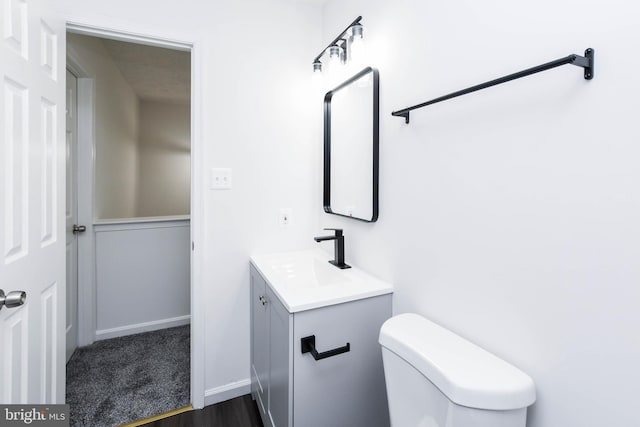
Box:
[0,0,66,404]
[65,69,78,362]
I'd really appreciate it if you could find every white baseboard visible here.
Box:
[95,314,191,340]
[204,379,251,406]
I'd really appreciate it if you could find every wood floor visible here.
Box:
[140,395,263,427]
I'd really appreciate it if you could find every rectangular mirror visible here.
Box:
[323,67,379,222]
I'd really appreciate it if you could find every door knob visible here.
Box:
[73,224,86,233]
[0,290,26,311]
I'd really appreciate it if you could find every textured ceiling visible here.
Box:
[101,39,190,105]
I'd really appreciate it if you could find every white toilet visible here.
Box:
[379,313,536,427]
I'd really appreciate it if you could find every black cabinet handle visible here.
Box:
[301,335,350,361]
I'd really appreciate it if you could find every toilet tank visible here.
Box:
[379,314,536,427]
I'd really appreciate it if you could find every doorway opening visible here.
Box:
[65,27,200,425]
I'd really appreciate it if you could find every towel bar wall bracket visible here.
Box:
[392,48,594,124]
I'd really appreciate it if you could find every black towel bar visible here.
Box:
[392,48,594,124]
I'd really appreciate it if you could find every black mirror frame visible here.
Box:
[323,67,379,223]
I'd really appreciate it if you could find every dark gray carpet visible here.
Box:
[66,325,190,427]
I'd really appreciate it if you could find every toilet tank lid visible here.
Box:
[379,313,536,411]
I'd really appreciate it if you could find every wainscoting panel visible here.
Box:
[94,218,190,339]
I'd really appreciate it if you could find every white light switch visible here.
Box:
[210,168,232,190]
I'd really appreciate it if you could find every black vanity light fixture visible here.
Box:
[312,16,364,74]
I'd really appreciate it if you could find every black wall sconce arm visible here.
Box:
[301,335,350,361]
[392,48,595,124]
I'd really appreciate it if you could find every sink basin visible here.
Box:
[269,256,351,288]
[250,249,393,312]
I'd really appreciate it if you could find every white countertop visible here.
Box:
[250,249,393,313]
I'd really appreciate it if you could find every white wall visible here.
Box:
[200,2,321,398]
[319,1,640,426]
[57,0,322,402]
[67,33,139,220]
[137,100,190,217]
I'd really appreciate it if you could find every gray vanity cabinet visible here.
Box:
[250,266,272,420]
[250,264,392,427]
[251,266,292,427]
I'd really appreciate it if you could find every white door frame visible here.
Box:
[65,68,79,362]
[64,56,94,350]
[64,22,205,409]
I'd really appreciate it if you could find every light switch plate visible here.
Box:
[210,168,232,190]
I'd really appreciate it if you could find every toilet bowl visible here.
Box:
[379,313,536,427]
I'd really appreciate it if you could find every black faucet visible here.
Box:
[314,228,351,269]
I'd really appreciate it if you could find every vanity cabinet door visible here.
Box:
[250,267,269,420]
[267,286,293,427]
[293,295,392,427]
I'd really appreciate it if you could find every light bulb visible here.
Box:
[351,23,364,39]
[312,61,323,84]
[349,24,365,62]
[327,45,344,72]
[328,45,343,62]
